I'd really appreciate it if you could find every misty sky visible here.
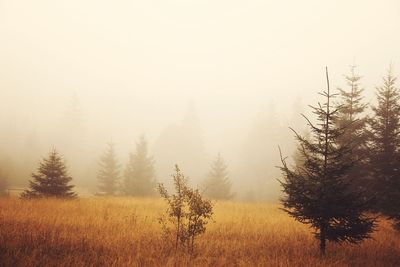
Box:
[0,0,399,194]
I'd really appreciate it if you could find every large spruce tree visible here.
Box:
[123,136,156,196]
[279,68,375,255]
[202,153,234,200]
[334,65,369,191]
[368,67,400,227]
[22,149,76,198]
[97,142,120,196]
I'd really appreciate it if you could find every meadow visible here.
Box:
[0,197,399,267]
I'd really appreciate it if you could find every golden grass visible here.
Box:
[0,197,399,266]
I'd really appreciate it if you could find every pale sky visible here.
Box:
[0,0,399,193]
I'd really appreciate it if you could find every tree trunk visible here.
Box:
[191,236,195,254]
[175,216,180,250]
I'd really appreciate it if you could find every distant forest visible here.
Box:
[0,65,399,205]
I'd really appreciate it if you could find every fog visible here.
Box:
[0,0,399,200]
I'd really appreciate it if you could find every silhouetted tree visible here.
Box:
[153,103,207,186]
[58,93,92,190]
[22,149,76,198]
[291,130,310,172]
[123,136,156,196]
[279,67,375,255]
[334,65,369,191]
[97,142,120,196]
[289,97,307,168]
[367,67,400,228]
[202,153,234,200]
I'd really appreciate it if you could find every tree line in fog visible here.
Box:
[0,64,399,206]
[12,64,400,255]
[18,137,234,200]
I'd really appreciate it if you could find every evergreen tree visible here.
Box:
[22,149,76,198]
[334,65,369,191]
[291,130,310,172]
[289,97,307,169]
[202,153,234,200]
[153,103,207,187]
[123,136,156,196]
[279,68,375,255]
[97,142,120,196]
[368,67,400,227]
[240,102,283,201]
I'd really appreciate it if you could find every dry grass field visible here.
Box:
[0,197,399,267]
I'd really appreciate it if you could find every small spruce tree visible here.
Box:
[124,136,156,196]
[202,153,234,200]
[279,67,375,255]
[22,149,76,198]
[97,142,120,196]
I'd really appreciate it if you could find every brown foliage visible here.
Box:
[158,165,213,254]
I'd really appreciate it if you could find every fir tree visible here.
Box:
[291,130,310,172]
[22,149,76,198]
[279,67,375,255]
[368,67,400,227]
[97,142,120,196]
[334,65,369,191]
[202,153,233,200]
[123,136,156,196]
[240,102,283,201]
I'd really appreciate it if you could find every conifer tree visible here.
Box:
[123,136,156,196]
[334,65,369,191]
[22,149,76,198]
[368,67,400,227]
[279,67,375,255]
[97,142,120,196]
[291,130,310,172]
[202,153,234,200]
